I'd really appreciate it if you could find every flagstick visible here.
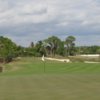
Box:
[44,61,45,73]
[42,54,46,73]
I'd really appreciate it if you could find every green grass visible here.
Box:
[2,57,100,75]
[0,57,100,100]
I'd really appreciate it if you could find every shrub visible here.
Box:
[5,54,13,63]
[0,66,3,72]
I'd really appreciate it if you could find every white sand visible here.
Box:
[44,57,71,63]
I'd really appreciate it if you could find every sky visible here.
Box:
[0,0,100,47]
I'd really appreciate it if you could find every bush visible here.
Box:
[5,55,13,63]
[0,57,4,63]
[0,66,3,72]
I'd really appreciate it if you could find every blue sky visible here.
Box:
[0,0,100,46]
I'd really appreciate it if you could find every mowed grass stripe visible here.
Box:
[0,75,100,100]
[65,63,100,73]
[44,62,100,73]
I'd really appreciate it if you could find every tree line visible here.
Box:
[0,36,100,63]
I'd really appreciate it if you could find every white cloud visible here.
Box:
[0,0,100,46]
[76,35,100,46]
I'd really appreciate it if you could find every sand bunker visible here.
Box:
[44,57,71,63]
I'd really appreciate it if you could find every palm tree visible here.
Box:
[30,42,34,48]
[44,36,61,56]
[65,36,76,56]
[42,42,51,56]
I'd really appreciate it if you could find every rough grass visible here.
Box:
[0,57,100,100]
[69,55,100,62]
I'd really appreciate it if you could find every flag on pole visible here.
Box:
[42,55,45,61]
